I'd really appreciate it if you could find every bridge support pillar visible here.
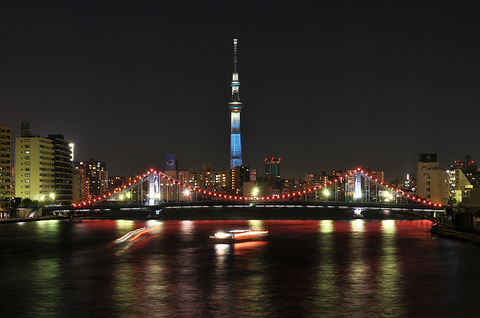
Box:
[354,172,362,201]
[149,174,160,206]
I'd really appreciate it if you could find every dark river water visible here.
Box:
[1,211,480,317]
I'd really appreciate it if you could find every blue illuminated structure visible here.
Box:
[229,39,243,169]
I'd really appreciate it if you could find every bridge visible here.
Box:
[47,168,444,217]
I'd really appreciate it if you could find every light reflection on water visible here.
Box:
[1,217,480,317]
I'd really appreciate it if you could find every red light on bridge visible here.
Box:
[261,197,265,200]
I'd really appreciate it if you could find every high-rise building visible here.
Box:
[265,157,281,177]
[447,168,470,204]
[450,155,478,188]
[226,166,250,195]
[0,126,12,211]
[15,136,56,203]
[177,166,224,193]
[74,159,108,201]
[417,153,449,205]
[49,135,74,205]
[229,39,243,169]
[15,122,74,205]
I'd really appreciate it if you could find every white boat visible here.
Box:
[352,213,364,219]
[352,208,364,218]
[210,229,268,242]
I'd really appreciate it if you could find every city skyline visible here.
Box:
[2,1,480,180]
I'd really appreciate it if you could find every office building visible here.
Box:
[265,157,281,177]
[450,155,478,188]
[74,159,108,201]
[226,166,250,195]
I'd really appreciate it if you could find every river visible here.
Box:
[1,210,480,317]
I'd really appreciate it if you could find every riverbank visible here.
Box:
[0,215,70,224]
[431,223,480,245]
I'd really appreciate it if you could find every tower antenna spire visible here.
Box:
[233,38,238,73]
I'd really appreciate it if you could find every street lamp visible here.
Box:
[183,189,191,202]
[323,188,330,201]
[252,187,259,200]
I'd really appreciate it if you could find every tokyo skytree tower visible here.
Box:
[229,39,243,169]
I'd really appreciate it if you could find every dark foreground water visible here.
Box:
[1,211,480,317]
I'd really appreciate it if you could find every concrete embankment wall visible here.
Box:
[432,223,480,244]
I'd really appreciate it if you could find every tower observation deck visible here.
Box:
[229,39,243,169]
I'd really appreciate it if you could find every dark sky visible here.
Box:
[2,1,479,181]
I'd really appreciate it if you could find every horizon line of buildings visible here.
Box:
[1,122,480,211]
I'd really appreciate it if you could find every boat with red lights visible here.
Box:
[209,230,268,242]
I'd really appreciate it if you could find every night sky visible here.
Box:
[2,1,480,181]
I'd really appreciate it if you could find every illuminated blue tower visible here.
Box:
[229,38,243,168]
